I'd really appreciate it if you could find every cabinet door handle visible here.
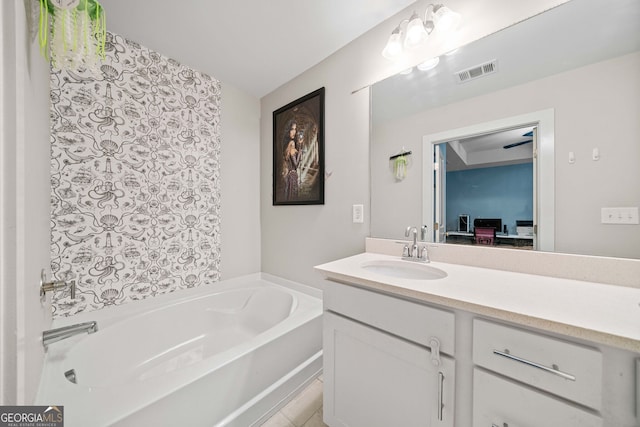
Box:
[493,349,576,381]
[437,371,444,421]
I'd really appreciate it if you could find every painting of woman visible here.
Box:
[272,88,324,205]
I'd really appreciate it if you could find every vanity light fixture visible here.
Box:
[382,3,461,60]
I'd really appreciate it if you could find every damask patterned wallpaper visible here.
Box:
[49,32,222,317]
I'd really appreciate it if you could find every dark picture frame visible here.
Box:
[272,87,325,205]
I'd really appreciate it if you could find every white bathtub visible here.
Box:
[36,274,323,427]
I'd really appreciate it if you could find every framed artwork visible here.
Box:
[272,87,325,205]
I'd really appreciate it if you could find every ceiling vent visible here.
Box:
[454,59,498,83]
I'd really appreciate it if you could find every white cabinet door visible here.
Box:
[323,312,455,427]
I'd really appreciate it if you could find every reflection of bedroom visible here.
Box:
[440,126,535,248]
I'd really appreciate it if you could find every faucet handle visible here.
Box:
[402,244,410,258]
[418,245,430,262]
[69,280,76,299]
[40,269,76,299]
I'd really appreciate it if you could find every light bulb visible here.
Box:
[433,5,461,33]
[382,28,403,60]
[404,12,428,49]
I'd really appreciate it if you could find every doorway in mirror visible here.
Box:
[434,125,535,250]
[423,109,555,253]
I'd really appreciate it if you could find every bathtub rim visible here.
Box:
[47,272,321,331]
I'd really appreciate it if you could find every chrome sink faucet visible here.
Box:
[405,226,419,257]
[403,226,429,262]
[43,321,98,349]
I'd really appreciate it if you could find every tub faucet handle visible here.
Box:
[40,269,76,299]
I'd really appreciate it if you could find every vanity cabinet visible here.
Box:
[323,281,456,427]
[317,252,640,427]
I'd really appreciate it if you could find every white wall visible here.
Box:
[1,0,53,404]
[220,83,261,278]
[372,52,640,259]
[0,0,18,404]
[259,0,569,289]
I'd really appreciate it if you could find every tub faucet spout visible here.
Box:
[43,321,98,349]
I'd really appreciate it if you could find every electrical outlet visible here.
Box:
[601,207,639,224]
[352,204,364,224]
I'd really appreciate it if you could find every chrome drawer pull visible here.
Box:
[493,349,576,381]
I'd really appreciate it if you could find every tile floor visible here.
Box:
[259,376,328,427]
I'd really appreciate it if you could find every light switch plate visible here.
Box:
[601,207,639,224]
[352,204,364,223]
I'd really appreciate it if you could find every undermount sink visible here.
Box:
[360,260,447,280]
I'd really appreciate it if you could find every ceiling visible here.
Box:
[99,0,415,98]
[445,126,535,172]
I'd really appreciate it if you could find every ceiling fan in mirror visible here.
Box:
[503,130,533,150]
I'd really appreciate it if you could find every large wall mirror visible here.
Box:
[371,0,640,259]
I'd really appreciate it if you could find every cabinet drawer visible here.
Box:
[473,369,602,427]
[473,319,602,410]
[324,280,455,354]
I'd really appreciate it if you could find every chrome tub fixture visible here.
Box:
[40,269,76,299]
[43,321,98,349]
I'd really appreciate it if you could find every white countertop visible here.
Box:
[315,252,640,353]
